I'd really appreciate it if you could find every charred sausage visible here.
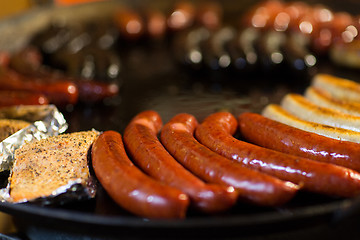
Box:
[91,130,189,219]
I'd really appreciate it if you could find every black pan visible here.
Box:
[0,1,360,239]
[0,191,359,240]
[0,57,359,239]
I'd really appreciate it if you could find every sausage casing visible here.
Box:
[0,90,48,107]
[91,130,189,219]
[160,113,298,206]
[0,67,78,106]
[195,111,360,197]
[238,112,360,173]
[123,110,238,213]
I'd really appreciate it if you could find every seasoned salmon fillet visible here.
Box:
[0,119,30,142]
[9,130,99,203]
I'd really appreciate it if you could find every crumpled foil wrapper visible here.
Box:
[0,105,97,205]
[0,105,68,172]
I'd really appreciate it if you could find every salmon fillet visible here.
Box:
[9,130,99,203]
[0,119,30,142]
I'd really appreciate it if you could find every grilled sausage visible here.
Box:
[0,90,48,108]
[311,74,360,103]
[238,112,360,173]
[281,93,360,132]
[195,111,360,197]
[305,87,360,117]
[123,110,238,213]
[0,67,78,106]
[9,47,119,103]
[91,130,189,219]
[262,104,360,143]
[160,113,298,206]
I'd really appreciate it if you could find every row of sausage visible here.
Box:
[28,0,360,87]
[2,0,359,109]
[0,47,119,108]
[91,77,360,218]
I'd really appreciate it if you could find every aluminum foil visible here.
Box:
[0,105,68,172]
[0,105,97,205]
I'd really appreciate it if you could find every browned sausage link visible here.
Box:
[9,48,119,103]
[0,67,78,106]
[0,90,49,108]
[91,130,189,219]
[160,113,298,206]
[123,110,238,213]
[238,112,360,173]
[195,111,360,197]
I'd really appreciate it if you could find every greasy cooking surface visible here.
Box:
[0,0,360,238]
[1,49,358,238]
